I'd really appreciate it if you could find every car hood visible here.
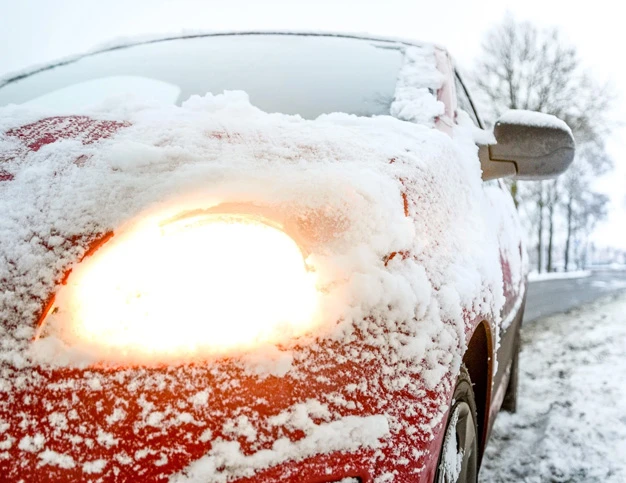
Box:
[0,92,505,480]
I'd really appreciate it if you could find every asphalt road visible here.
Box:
[523,269,626,323]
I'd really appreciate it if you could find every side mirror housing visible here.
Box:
[480,110,575,181]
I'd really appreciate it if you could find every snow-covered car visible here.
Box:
[0,33,574,482]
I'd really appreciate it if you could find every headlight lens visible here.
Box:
[40,212,319,360]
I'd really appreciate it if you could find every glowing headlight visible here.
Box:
[40,212,319,360]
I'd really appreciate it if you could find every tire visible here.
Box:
[434,365,479,483]
[501,329,520,413]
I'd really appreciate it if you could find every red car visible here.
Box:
[0,33,573,482]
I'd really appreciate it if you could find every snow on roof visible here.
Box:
[0,54,517,478]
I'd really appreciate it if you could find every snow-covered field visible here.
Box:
[481,291,626,482]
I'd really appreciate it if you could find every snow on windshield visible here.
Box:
[0,72,516,478]
[0,34,407,120]
[21,76,181,111]
[391,46,445,125]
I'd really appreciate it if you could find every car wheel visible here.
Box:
[501,328,520,413]
[434,365,478,483]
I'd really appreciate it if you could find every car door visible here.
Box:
[454,71,526,415]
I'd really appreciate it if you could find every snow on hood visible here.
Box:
[0,90,502,366]
[0,89,506,477]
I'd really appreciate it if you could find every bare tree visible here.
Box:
[518,181,546,272]
[569,189,609,269]
[546,180,559,272]
[561,142,613,269]
[562,166,582,271]
[474,15,613,142]
[473,15,614,272]
[536,183,545,273]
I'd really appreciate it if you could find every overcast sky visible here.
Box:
[1,0,625,250]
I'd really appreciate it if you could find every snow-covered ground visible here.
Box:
[527,270,591,282]
[481,291,626,482]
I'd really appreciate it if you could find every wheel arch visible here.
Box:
[462,319,494,463]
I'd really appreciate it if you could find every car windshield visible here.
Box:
[0,34,406,119]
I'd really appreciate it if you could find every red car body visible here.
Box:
[0,33,527,482]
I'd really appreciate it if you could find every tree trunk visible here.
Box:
[581,240,589,269]
[510,180,519,209]
[536,183,544,273]
[546,180,558,272]
[564,195,573,271]
[547,201,555,272]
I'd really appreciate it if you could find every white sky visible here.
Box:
[1,0,625,249]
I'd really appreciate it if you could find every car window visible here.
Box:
[454,73,481,127]
[20,76,181,111]
[0,35,405,119]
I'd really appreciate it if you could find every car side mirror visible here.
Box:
[479,110,575,181]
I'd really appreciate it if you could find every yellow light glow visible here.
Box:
[44,213,319,360]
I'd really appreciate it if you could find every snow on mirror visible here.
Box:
[483,109,575,181]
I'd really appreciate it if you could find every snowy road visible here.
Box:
[523,269,626,323]
[481,291,626,482]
